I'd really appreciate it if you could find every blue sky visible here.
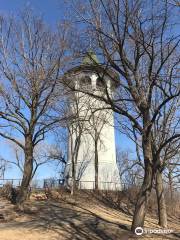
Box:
[0,0,62,24]
[0,0,135,180]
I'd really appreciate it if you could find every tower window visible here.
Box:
[96,77,105,88]
[80,76,91,86]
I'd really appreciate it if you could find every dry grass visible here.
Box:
[0,190,179,240]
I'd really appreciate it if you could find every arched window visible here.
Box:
[96,77,105,88]
[80,76,91,86]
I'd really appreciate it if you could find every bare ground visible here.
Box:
[0,192,179,240]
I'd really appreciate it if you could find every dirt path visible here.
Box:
[0,196,179,240]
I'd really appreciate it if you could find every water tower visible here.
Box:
[64,53,121,190]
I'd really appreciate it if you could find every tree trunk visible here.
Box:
[16,135,33,207]
[156,169,167,228]
[94,139,98,191]
[131,163,153,232]
[71,157,76,195]
[70,135,80,195]
[168,172,173,201]
[131,133,153,232]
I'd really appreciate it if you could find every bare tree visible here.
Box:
[0,157,7,179]
[66,0,180,231]
[45,141,67,178]
[88,107,113,191]
[89,110,104,191]
[164,153,180,200]
[150,95,180,227]
[116,91,180,228]
[64,91,91,195]
[0,11,68,207]
[5,142,61,182]
[116,149,144,189]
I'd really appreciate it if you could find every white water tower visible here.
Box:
[64,54,121,190]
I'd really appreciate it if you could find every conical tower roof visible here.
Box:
[64,51,119,89]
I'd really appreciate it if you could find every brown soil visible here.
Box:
[0,192,179,240]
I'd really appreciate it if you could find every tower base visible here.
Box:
[64,162,121,191]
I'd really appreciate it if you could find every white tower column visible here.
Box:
[64,65,121,191]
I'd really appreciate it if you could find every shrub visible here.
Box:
[0,182,18,204]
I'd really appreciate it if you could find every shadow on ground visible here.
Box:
[0,196,179,240]
[0,199,134,240]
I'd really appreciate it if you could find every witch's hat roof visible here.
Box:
[64,51,119,88]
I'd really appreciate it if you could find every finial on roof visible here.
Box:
[82,50,99,65]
